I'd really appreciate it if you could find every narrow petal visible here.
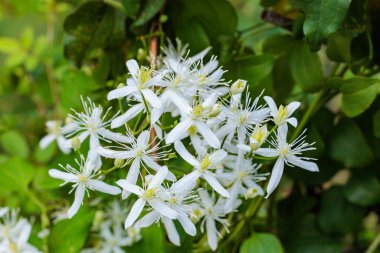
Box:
[277,124,288,146]
[287,101,301,116]
[116,179,142,196]
[97,147,135,159]
[39,134,55,149]
[126,158,141,185]
[174,140,200,166]
[87,179,121,195]
[148,198,178,219]
[224,182,240,213]
[265,157,285,198]
[142,155,162,170]
[48,169,77,182]
[286,117,298,127]
[203,173,230,198]
[195,121,221,148]
[209,150,227,165]
[178,214,196,236]
[125,198,146,229]
[67,185,85,218]
[107,85,138,100]
[57,136,71,154]
[202,93,218,107]
[163,219,181,246]
[190,134,206,155]
[126,59,139,76]
[237,143,251,152]
[166,118,192,144]
[206,218,218,251]
[98,129,132,143]
[137,130,150,147]
[171,171,200,192]
[254,148,278,157]
[286,155,319,172]
[168,91,192,115]
[148,166,168,188]
[263,96,278,116]
[141,88,161,108]
[135,211,160,228]
[111,104,144,128]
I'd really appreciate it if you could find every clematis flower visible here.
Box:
[39,120,76,154]
[264,96,301,127]
[48,155,121,218]
[237,124,269,152]
[116,166,178,229]
[255,124,319,197]
[172,141,230,198]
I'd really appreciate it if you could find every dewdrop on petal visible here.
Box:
[71,137,81,151]
[230,79,247,95]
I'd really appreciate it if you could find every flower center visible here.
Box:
[276,105,288,125]
[138,67,153,88]
[88,121,98,132]
[143,188,155,200]
[136,149,144,158]
[78,174,87,183]
[9,242,19,253]
[169,196,177,205]
[279,145,290,156]
[239,115,247,125]
[200,155,211,171]
[206,207,213,215]
[188,125,197,135]
[238,171,247,180]
[192,104,204,119]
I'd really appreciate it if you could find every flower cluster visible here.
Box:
[0,207,41,253]
[41,40,318,251]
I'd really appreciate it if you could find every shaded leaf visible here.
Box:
[0,130,30,159]
[240,233,284,253]
[132,0,164,27]
[344,172,380,206]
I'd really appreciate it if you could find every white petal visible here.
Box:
[202,93,218,107]
[277,124,288,146]
[206,218,218,251]
[265,157,285,198]
[116,179,142,196]
[168,90,192,115]
[126,59,139,77]
[166,118,192,144]
[152,123,163,139]
[48,169,77,182]
[188,47,211,64]
[137,130,151,147]
[125,198,146,229]
[286,155,319,172]
[148,198,178,219]
[163,218,180,246]
[178,214,196,236]
[254,148,278,157]
[195,121,220,148]
[67,185,85,218]
[142,155,161,170]
[148,166,168,188]
[286,117,298,127]
[97,147,135,159]
[135,211,160,228]
[111,104,144,128]
[174,140,200,166]
[190,134,206,155]
[209,149,227,165]
[202,173,230,198]
[107,85,138,100]
[126,158,142,185]
[287,101,301,116]
[141,88,161,108]
[224,182,240,213]
[57,136,71,154]
[98,129,132,143]
[39,134,55,149]
[171,171,199,192]
[263,96,278,116]
[87,179,121,195]
[237,143,251,152]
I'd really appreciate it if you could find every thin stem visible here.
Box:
[365,232,380,253]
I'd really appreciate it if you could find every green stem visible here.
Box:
[365,232,380,253]
[291,90,324,141]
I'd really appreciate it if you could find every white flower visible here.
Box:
[264,96,301,127]
[166,93,221,148]
[255,124,319,197]
[172,141,229,198]
[217,92,269,144]
[66,97,132,166]
[98,222,136,252]
[48,155,121,218]
[107,59,163,108]
[39,120,76,154]
[237,124,269,152]
[116,166,178,229]
[97,130,175,198]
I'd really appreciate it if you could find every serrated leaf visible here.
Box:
[49,207,95,253]
[289,40,323,92]
[291,0,352,51]
[0,130,30,159]
[240,233,284,253]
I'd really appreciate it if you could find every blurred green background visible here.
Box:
[1,0,380,252]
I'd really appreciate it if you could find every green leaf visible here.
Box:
[0,130,30,159]
[326,31,351,62]
[329,77,379,117]
[240,233,284,253]
[343,172,380,206]
[128,225,165,253]
[49,207,95,253]
[33,144,56,163]
[289,40,323,92]
[132,0,164,27]
[318,187,365,234]
[0,157,36,193]
[291,0,352,51]
[0,37,20,54]
[121,0,141,18]
[63,1,115,65]
[373,109,380,138]
[329,120,373,168]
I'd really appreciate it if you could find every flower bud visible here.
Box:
[159,14,168,23]
[137,48,147,61]
[117,83,125,89]
[209,103,222,117]
[71,137,81,151]
[230,79,247,95]
[114,158,125,168]
[249,125,268,151]
[245,187,259,199]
